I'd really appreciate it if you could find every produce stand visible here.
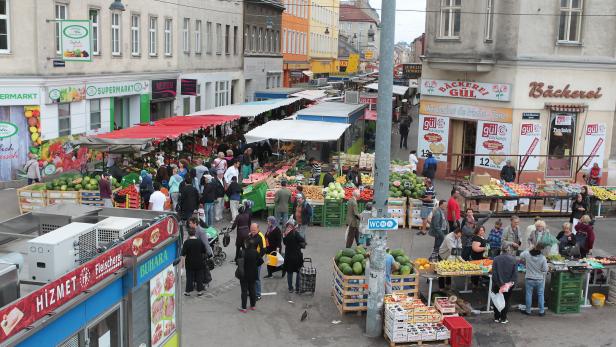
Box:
[332,259,368,313]
[16,183,47,214]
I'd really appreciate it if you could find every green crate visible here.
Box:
[311,204,324,225]
[552,272,584,285]
[324,199,344,225]
[549,302,580,314]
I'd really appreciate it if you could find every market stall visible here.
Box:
[0,208,182,347]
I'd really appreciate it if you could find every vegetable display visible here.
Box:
[389,172,425,199]
[45,173,121,191]
[326,183,345,200]
[335,245,367,275]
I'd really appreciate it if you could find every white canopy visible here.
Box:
[290,89,327,101]
[243,119,350,144]
[192,97,302,118]
[365,82,409,96]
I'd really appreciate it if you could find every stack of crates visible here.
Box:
[442,316,472,347]
[549,271,584,314]
[309,201,324,226]
[324,199,344,227]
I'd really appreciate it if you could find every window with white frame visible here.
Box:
[131,14,140,55]
[244,24,249,52]
[558,0,583,43]
[55,3,67,54]
[215,81,229,107]
[216,23,222,54]
[439,0,461,38]
[164,18,172,56]
[206,22,212,54]
[225,24,230,54]
[90,99,101,130]
[149,16,157,56]
[484,0,494,41]
[111,12,121,55]
[0,0,9,52]
[265,29,270,53]
[269,30,273,53]
[58,103,71,136]
[233,25,238,55]
[195,20,202,53]
[89,9,100,55]
[258,27,262,52]
[182,18,190,53]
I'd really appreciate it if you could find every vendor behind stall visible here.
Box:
[322,168,336,188]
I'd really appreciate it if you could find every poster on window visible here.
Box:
[0,106,30,181]
[582,123,607,170]
[418,114,449,161]
[60,20,92,62]
[150,265,176,347]
[518,123,542,171]
[475,121,513,170]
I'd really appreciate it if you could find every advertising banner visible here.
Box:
[86,81,150,99]
[150,264,177,347]
[60,20,92,62]
[475,121,513,170]
[0,106,30,181]
[418,114,449,161]
[0,216,179,344]
[46,85,87,104]
[152,79,178,100]
[421,79,511,101]
[180,79,197,96]
[518,123,542,171]
[0,87,40,106]
[582,123,607,169]
[402,64,422,79]
[419,100,513,123]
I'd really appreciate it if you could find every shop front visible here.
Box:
[283,62,311,87]
[151,79,178,121]
[0,86,41,181]
[85,80,151,132]
[309,59,335,78]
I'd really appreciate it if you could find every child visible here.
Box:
[487,219,504,258]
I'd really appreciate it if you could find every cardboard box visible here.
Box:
[477,200,492,211]
[530,200,544,212]
[518,203,529,212]
[471,172,492,186]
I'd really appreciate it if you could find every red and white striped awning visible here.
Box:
[545,103,588,112]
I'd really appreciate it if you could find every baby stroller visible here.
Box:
[197,210,230,268]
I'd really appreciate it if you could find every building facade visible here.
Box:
[281,0,310,87]
[309,0,340,77]
[410,33,425,64]
[339,1,380,63]
[420,0,616,184]
[243,0,284,101]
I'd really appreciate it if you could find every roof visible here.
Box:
[193,97,302,118]
[340,4,378,23]
[365,82,409,96]
[295,102,366,118]
[254,87,305,96]
[244,119,350,144]
[290,89,328,101]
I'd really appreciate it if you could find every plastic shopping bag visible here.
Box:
[490,291,505,312]
[267,251,284,267]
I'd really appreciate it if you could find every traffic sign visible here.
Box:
[367,218,398,231]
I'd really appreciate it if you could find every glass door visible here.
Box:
[546,112,576,177]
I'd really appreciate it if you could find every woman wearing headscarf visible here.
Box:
[283,218,305,293]
[231,204,252,262]
[264,216,284,278]
[139,170,154,209]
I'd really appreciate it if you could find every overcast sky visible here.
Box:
[369,0,426,43]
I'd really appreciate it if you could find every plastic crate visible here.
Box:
[550,302,580,314]
[443,316,472,347]
[311,204,324,226]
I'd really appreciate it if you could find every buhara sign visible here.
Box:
[0,216,179,344]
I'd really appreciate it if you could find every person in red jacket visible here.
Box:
[574,215,595,258]
[447,189,461,232]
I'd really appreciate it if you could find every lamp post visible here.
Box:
[109,0,125,11]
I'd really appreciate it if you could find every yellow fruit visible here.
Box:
[29,126,38,133]
[25,110,33,118]
[31,132,39,141]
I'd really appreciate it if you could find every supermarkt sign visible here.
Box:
[0,87,41,106]
[85,81,150,99]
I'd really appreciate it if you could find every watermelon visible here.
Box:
[390,249,404,258]
[351,254,365,263]
[341,248,356,258]
[352,262,363,275]
[60,185,67,191]
[335,250,343,262]
[356,245,366,255]
[400,265,411,275]
[74,184,82,190]
[46,183,54,190]
[338,256,353,265]
[340,263,353,275]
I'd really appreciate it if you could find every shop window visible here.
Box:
[547,112,576,177]
[58,103,71,137]
[149,16,158,56]
[195,20,202,54]
[87,306,121,347]
[111,12,121,55]
[90,99,101,130]
[0,0,9,53]
[90,9,100,55]
[55,3,68,54]
[206,22,213,54]
[131,14,140,56]
[439,0,461,38]
[558,0,583,43]
[164,18,172,56]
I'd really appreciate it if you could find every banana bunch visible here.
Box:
[336,175,347,184]
[590,187,616,201]
[361,174,374,186]
[435,259,481,273]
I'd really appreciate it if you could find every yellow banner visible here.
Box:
[347,54,359,73]
[419,100,513,123]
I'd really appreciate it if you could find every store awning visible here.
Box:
[154,115,238,127]
[302,70,314,77]
[365,82,409,96]
[74,137,155,154]
[545,103,588,112]
[193,97,302,118]
[243,119,350,144]
[290,89,328,101]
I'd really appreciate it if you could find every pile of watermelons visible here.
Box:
[45,173,121,191]
[335,245,367,276]
[388,249,414,276]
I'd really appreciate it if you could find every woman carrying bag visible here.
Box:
[264,216,284,278]
[236,238,259,312]
[283,218,305,294]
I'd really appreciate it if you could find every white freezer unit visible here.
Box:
[95,217,143,244]
[27,222,97,282]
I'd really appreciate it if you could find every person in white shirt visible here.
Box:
[149,182,168,212]
[409,150,419,174]
[224,160,240,186]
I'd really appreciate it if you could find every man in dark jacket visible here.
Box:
[293,195,313,241]
[492,253,517,323]
[201,176,217,227]
[178,179,200,222]
[500,160,516,182]
[422,152,438,180]
[429,200,448,254]
[346,190,361,248]
[182,227,207,296]
[322,169,336,188]
[399,120,410,149]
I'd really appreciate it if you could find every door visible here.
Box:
[547,112,576,177]
[461,121,477,170]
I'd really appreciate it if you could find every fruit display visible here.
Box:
[335,246,368,275]
[46,173,121,191]
[456,182,484,198]
[468,259,493,267]
[413,258,431,271]
[325,183,345,200]
[590,187,616,201]
[302,185,324,201]
[389,172,425,199]
[335,175,347,184]
[434,259,481,275]
[586,256,616,265]
[360,173,374,186]
[547,254,565,262]
[480,182,504,197]
[343,187,374,201]
[388,249,414,276]
[457,179,588,199]
[24,106,42,148]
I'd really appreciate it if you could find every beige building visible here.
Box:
[420,0,616,184]
[309,0,340,77]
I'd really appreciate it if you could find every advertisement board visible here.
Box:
[518,123,542,171]
[0,87,40,106]
[0,216,179,344]
[419,100,513,123]
[150,264,177,347]
[46,85,87,104]
[86,81,150,99]
[152,79,178,100]
[421,79,511,101]
[0,107,30,181]
[60,20,92,62]
[583,123,607,169]
[418,114,449,161]
[474,121,513,170]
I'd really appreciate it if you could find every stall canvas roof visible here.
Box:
[254,87,305,99]
[295,101,366,123]
[365,82,409,96]
[193,97,302,118]
[290,89,328,101]
[243,119,350,144]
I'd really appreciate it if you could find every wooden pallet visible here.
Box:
[390,271,420,297]
[17,183,47,214]
[384,334,449,347]
[332,259,368,313]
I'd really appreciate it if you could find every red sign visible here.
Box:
[481,122,507,137]
[359,96,377,104]
[482,140,504,151]
[0,216,179,343]
[423,132,442,143]
[422,116,437,130]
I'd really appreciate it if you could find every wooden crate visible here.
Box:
[384,334,449,347]
[332,259,368,313]
[79,189,120,206]
[16,183,48,214]
[46,190,80,206]
[390,270,420,297]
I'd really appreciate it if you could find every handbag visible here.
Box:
[267,251,284,267]
[223,232,231,247]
